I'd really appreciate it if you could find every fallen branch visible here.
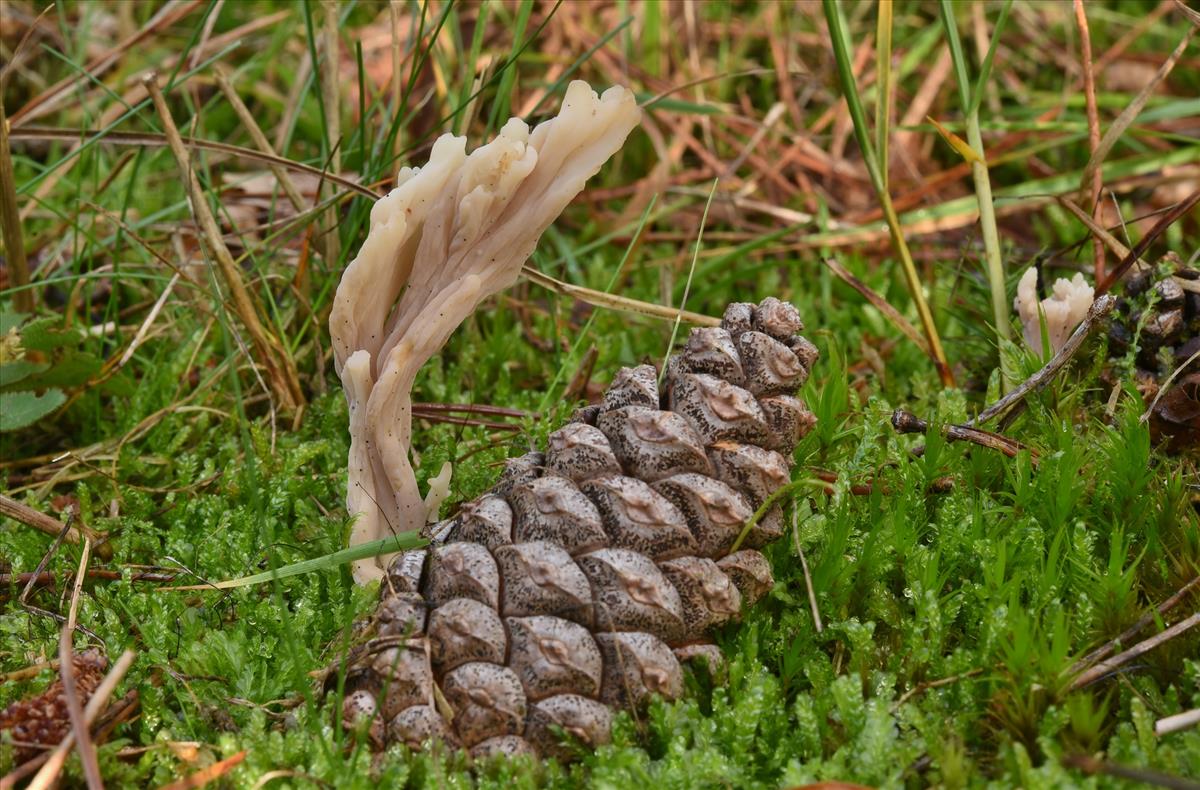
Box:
[972,295,1116,427]
[1069,613,1200,692]
[1070,574,1200,675]
[892,409,1034,461]
[0,494,97,546]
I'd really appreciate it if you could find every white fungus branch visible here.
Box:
[330,82,640,582]
[1014,267,1095,355]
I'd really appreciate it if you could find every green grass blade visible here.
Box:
[969,0,1015,117]
[939,0,1013,389]
[164,531,428,591]
[822,0,954,386]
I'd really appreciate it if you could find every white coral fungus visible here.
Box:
[1013,267,1095,355]
[330,82,640,582]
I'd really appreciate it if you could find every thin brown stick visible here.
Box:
[8,0,203,126]
[521,265,719,326]
[390,0,404,163]
[1077,23,1198,209]
[821,257,930,356]
[891,667,985,712]
[8,127,377,200]
[319,0,342,269]
[1063,753,1200,790]
[1069,613,1200,691]
[892,409,1033,461]
[65,537,91,635]
[157,750,247,790]
[142,72,305,413]
[0,568,179,587]
[212,68,307,212]
[972,295,1117,427]
[1055,195,1146,265]
[1070,574,1200,675]
[0,494,94,545]
[57,625,104,790]
[1098,190,1200,295]
[19,650,136,790]
[0,90,33,312]
[1073,0,1105,282]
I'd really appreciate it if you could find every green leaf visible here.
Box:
[0,359,50,389]
[20,349,102,389]
[0,388,67,431]
[0,311,29,335]
[19,317,84,352]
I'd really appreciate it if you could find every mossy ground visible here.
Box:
[2,1,1198,787]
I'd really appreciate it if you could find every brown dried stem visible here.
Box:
[971,295,1117,427]
[1072,0,1105,282]
[319,0,342,269]
[142,72,305,414]
[0,90,34,312]
[212,68,307,213]
[1068,612,1200,692]
[57,625,104,790]
[1070,574,1200,675]
[0,494,96,546]
[821,257,930,356]
[891,409,1032,461]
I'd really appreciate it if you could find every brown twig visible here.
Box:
[142,72,306,414]
[157,750,247,790]
[1070,574,1200,676]
[0,494,95,545]
[57,625,104,790]
[9,127,376,200]
[12,650,136,790]
[821,257,930,356]
[891,667,986,712]
[319,0,342,269]
[0,82,34,312]
[1,568,179,587]
[971,295,1117,427]
[1063,753,1200,790]
[891,409,1033,461]
[1097,190,1200,295]
[1069,612,1200,691]
[1072,0,1105,282]
[212,67,307,213]
[1055,195,1148,267]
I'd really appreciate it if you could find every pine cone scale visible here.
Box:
[345,299,818,758]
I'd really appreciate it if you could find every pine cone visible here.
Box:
[1109,254,1200,383]
[339,298,817,760]
[0,650,107,762]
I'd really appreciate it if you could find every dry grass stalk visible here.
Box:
[212,68,307,213]
[821,257,930,356]
[57,624,104,789]
[158,750,247,790]
[0,494,96,545]
[1069,612,1200,692]
[1070,574,1200,676]
[20,650,136,790]
[1072,0,1105,282]
[142,72,306,414]
[971,295,1117,427]
[0,91,34,312]
[319,0,343,269]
